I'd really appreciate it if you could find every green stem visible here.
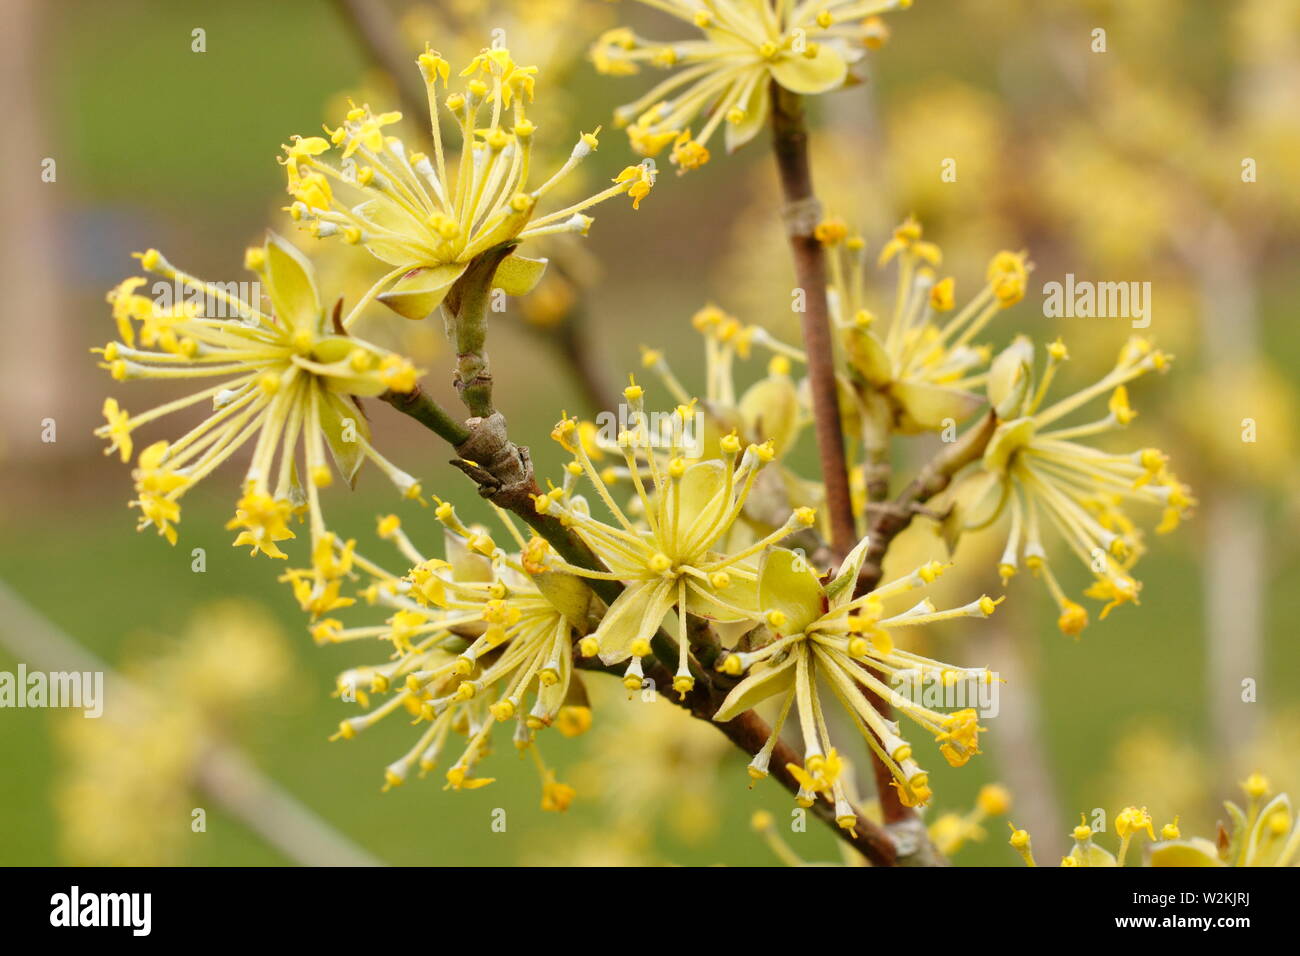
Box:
[446,244,515,419]
[379,386,469,446]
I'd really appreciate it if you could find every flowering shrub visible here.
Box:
[91,4,1210,867]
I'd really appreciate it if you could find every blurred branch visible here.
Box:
[531,302,619,415]
[332,0,428,122]
[0,579,382,867]
[0,0,68,459]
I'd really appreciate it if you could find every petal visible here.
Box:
[492,253,549,296]
[1148,838,1226,867]
[377,263,468,320]
[530,570,594,631]
[758,547,824,635]
[724,77,770,153]
[264,232,321,332]
[319,391,370,485]
[739,375,800,453]
[686,572,759,623]
[982,417,1037,474]
[844,328,893,386]
[987,336,1034,417]
[712,655,797,722]
[671,460,729,553]
[594,579,675,665]
[770,45,848,95]
[446,530,494,582]
[947,469,1010,535]
[352,199,425,266]
[890,381,984,433]
[825,535,872,609]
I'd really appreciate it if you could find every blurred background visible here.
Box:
[1,0,1297,866]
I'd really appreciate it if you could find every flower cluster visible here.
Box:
[521,382,1000,813]
[1008,773,1298,867]
[712,541,999,819]
[95,234,424,556]
[949,334,1194,635]
[280,46,655,323]
[592,0,908,169]
[821,216,1028,434]
[321,509,592,806]
[86,8,1202,852]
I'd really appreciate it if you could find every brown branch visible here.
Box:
[769,81,857,559]
[771,82,932,858]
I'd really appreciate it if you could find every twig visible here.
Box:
[331,0,428,123]
[769,81,857,558]
[856,411,998,595]
[445,244,516,418]
[380,384,470,446]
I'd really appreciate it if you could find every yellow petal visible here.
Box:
[890,381,984,433]
[594,579,675,665]
[757,547,824,635]
[987,336,1034,417]
[264,232,321,332]
[712,655,797,722]
[492,254,549,297]
[1148,838,1225,867]
[770,45,848,95]
[724,78,770,154]
[377,263,468,320]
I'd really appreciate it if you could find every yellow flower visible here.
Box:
[1017,776,1300,868]
[94,234,424,557]
[593,0,912,168]
[327,503,595,805]
[279,532,358,617]
[226,490,296,559]
[534,390,808,696]
[928,783,1012,856]
[98,398,134,463]
[948,335,1193,633]
[829,218,1030,434]
[713,538,1000,811]
[280,45,654,321]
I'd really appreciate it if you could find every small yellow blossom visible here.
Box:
[593,1,912,168]
[94,235,424,559]
[280,46,654,322]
